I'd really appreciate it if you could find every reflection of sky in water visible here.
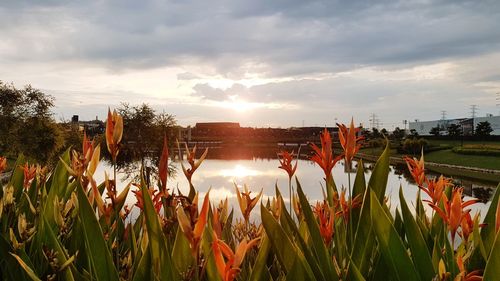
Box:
[93,159,494,222]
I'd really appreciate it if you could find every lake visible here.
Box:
[94,145,497,221]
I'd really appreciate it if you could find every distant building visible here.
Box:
[409,115,500,135]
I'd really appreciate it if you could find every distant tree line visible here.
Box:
[429,121,493,137]
[0,81,178,170]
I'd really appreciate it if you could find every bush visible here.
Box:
[453,146,500,157]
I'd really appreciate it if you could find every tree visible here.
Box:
[409,129,419,138]
[392,127,405,140]
[475,121,493,137]
[380,128,388,137]
[105,103,177,179]
[371,128,381,139]
[0,81,63,164]
[429,126,441,136]
[447,124,462,137]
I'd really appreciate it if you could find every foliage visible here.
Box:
[0,81,63,164]
[453,144,500,157]
[447,124,462,137]
[475,121,493,137]
[429,126,441,136]
[403,137,428,155]
[102,103,177,179]
[0,111,499,281]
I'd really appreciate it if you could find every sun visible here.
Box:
[219,97,259,112]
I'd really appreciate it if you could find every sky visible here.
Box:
[1,0,500,129]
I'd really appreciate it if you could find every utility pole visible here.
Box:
[441,110,447,120]
[496,93,499,115]
[403,120,408,130]
[470,105,478,135]
[470,105,478,118]
[369,113,380,129]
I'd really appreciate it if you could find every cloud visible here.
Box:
[0,0,499,126]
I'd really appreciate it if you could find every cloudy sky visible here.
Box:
[1,0,500,128]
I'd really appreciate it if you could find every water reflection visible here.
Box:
[94,145,497,221]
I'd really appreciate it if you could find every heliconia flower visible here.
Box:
[456,253,483,281]
[235,184,262,222]
[212,231,260,281]
[132,186,164,213]
[313,200,335,246]
[336,189,362,223]
[278,150,298,180]
[422,175,452,205]
[337,118,364,166]
[428,187,479,245]
[158,136,169,191]
[0,156,7,174]
[292,194,303,220]
[176,191,210,257]
[177,140,208,184]
[459,212,485,243]
[21,163,37,189]
[310,128,343,181]
[105,108,123,161]
[82,131,94,164]
[268,196,282,220]
[403,151,425,187]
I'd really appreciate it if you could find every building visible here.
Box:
[409,115,500,136]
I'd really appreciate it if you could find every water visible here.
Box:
[93,146,497,221]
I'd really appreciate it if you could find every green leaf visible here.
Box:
[42,149,71,226]
[481,182,500,253]
[76,182,119,281]
[132,246,152,281]
[201,224,222,281]
[140,171,179,281]
[249,234,272,281]
[10,253,42,281]
[367,141,390,201]
[483,231,500,280]
[296,179,338,280]
[399,188,435,280]
[260,204,314,280]
[370,190,419,281]
[172,227,194,274]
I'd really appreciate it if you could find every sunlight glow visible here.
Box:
[220,165,261,178]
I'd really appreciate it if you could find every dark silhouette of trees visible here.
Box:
[475,121,493,137]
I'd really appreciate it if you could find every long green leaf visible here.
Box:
[370,190,419,281]
[483,230,500,280]
[260,204,314,280]
[140,172,179,281]
[399,188,435,280]
[76,183,119,281]
[296,179,338,280]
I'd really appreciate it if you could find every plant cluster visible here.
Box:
[0,111,499,281]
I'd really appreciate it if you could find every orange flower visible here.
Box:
[21,163,37,189]
[456,253,483,281]
[336,189,362,223]
[313,200,335,246]
[0,156,7,174]
[132,186,164,213]
[422,176,452,205]
[158,136,169,191]
[212,231,260,281]
[176,191,210,257]
[403,151,425,186]
[278,150,298,180]
[337,118,364,166]
[82,131,94,165]
[105,108,123,161]
[177,141,208,184]
[429,187,479,245]
[235,184,262,222]
[310,128,343,180]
